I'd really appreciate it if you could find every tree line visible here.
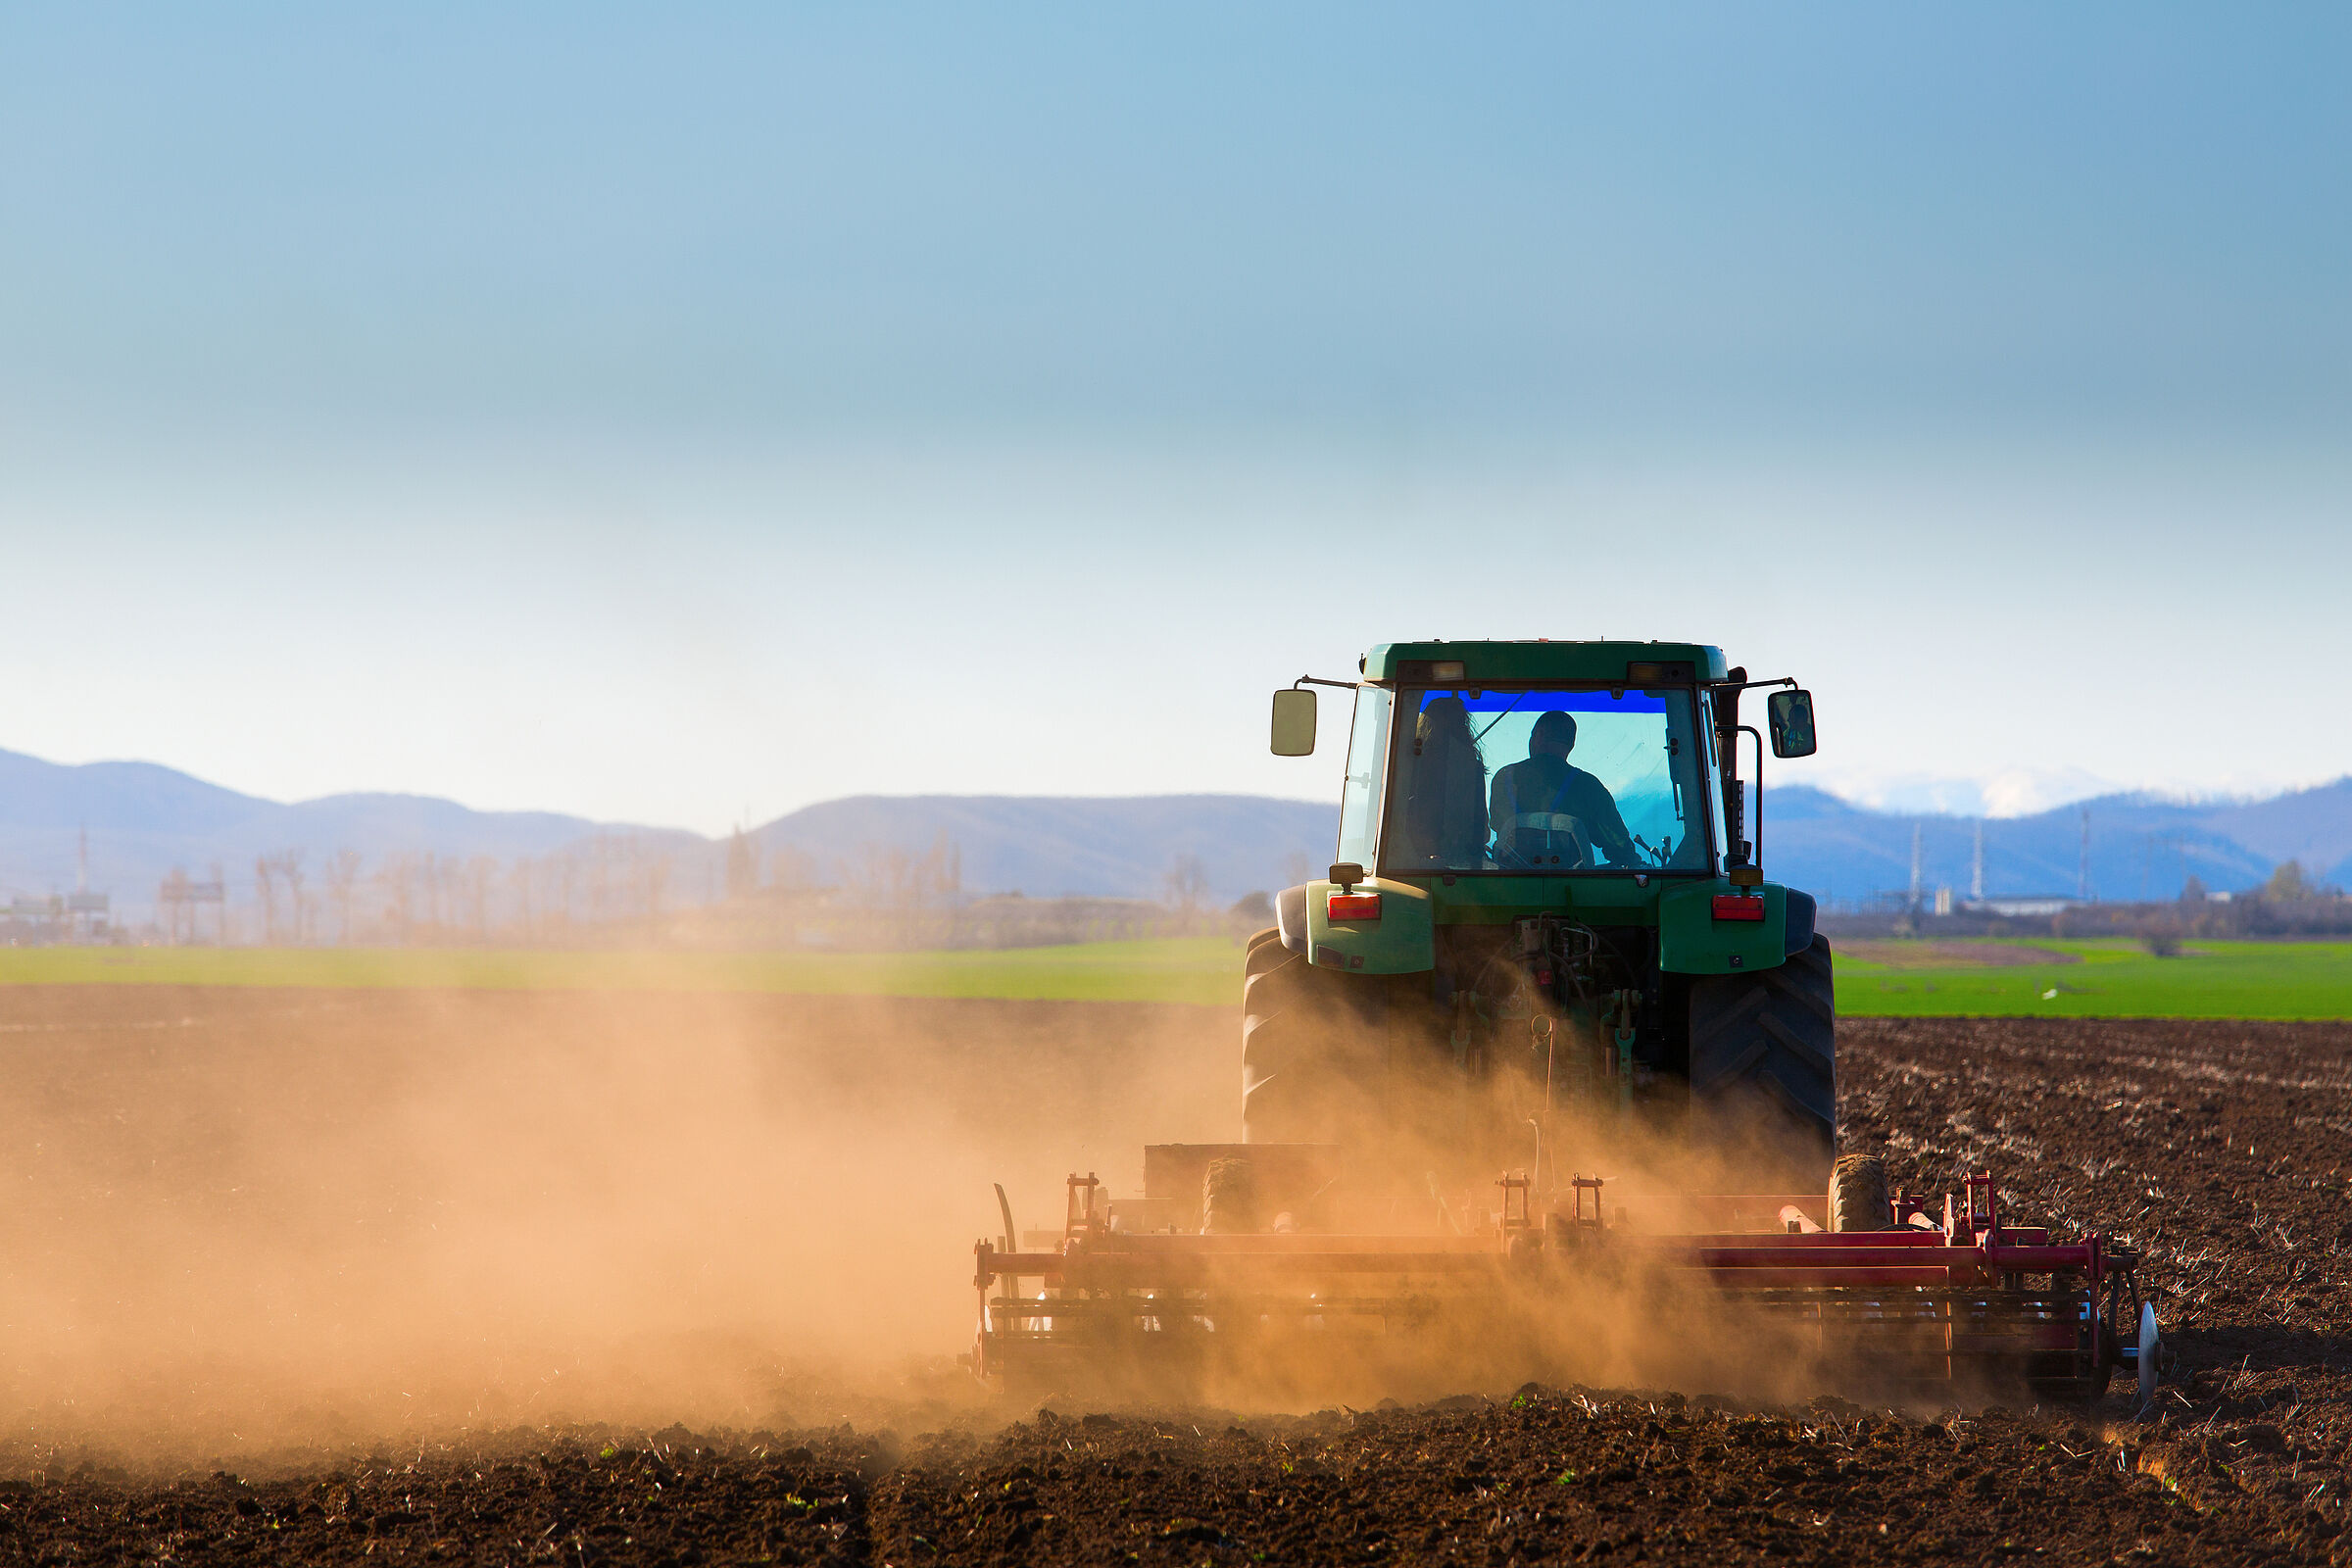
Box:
[149,830,1279,949]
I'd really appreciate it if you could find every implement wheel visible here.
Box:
[1828,1152,1892,1232]
[1241,936,1385,1145]
[1688,935,1837,1187]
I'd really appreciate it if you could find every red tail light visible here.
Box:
[1711,894,1766,921]
[1327,892,1382,921]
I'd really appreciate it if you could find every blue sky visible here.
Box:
[2,5,2346,832]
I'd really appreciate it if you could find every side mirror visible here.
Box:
[1767,688,1818,759]
[1270,687,1317,756]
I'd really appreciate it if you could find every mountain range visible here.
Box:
[1767,780,2352,907]
[0,744,2344,926]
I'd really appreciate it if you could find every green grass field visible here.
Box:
[0,938,1251,1006]
[0,936,2344,1018]
[1833,937,2352,1021]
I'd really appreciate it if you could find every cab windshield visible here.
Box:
[1381,686,1711,874]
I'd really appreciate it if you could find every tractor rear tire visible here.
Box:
[1688,935,1837,1189]
[1242,939,1385,1145]
[1828,1152,1892,1232]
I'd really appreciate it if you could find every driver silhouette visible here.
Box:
[1488,710,1640,868]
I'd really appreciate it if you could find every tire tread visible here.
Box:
[1687,936,1838,1183]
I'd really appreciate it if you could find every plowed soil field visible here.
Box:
[3,987,2349,1565]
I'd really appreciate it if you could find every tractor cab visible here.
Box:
[1272,640,1813,888]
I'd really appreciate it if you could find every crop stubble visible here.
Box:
[2,986,2349,1564]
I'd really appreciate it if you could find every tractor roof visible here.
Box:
[1361,640,1729,684]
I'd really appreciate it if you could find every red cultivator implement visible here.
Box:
[974,1165,2156,1405]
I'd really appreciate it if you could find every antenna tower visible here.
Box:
[2079,807,2092,902]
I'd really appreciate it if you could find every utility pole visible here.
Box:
[2079,807,2092,902]
[1972,818,1984,903]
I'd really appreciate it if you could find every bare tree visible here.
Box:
[325,849,363,945]
[635,842,673,940]
[275,850,307,944]
[1164,851,1210,913]
[2266,860,2312,903]
[253,855,279,944]
[428,855,457,934]
[377,853,416,945]
[465,856,497,939]
[771,845,820,895]
[508,856,537,942]
[589,837,614,922]
[1281,850,1316,888]
[853,843,916,910]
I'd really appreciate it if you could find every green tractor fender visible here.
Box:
[1275,878,1437,975]
[1657,882,1814,974]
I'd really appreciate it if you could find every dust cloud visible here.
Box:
[0,983,1991,1467]
[0,985,1233,1458]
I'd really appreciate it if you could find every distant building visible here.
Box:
[2,891,111,945]
[65,891,109,940]
[1961,896,2082,918]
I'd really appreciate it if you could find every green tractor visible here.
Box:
[968,642,2161,1401]
[1247,639,1835,1194]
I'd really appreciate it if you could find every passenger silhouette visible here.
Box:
[1397,696,1490,869]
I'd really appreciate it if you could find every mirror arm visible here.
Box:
[1709,675,1799,693]
[1737,725,1765,874]
[1293,675,1359,691]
